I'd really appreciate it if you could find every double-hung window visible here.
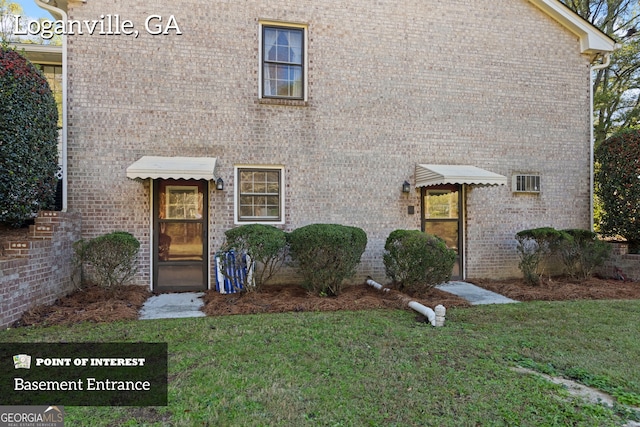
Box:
[236,167,284,223]
[261,23,306,100]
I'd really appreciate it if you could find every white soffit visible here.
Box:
[11,43,62,65]
[528,0,616,54]
[126,156,217,180]
[416,164,508,187]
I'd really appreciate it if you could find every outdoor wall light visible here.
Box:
[402,181,411,193]
[216,177,224,191]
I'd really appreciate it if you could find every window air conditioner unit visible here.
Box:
[512,174,541,193]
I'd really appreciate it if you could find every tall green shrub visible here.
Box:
[383,229,455,292]
[287,224,367,296]
[595,128,640,253]
[74,231,140,289]
[0,46,59,226]
[222,224,287,291]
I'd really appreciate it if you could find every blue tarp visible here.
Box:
[214,250,254,294]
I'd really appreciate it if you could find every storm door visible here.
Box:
[153,179,208,291]
[421,185,463,280]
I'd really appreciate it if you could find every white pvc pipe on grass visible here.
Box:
[366,278,446,327]
[408,300,436,325]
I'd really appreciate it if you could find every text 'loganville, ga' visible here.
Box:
[12,14,182,39]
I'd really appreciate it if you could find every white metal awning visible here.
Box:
[126,156,218,180]
[415,164,507,187]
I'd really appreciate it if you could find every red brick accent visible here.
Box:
[598,242,640,281]
[0,211,81,329]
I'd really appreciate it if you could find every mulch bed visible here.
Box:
[11,276,640,328]
[469,276,640,302]
[201,282,471,317]
[14,285,151,328]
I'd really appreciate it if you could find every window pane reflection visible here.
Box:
[425,221,458,252]
[158,223,203,261]
[425,190,458,219]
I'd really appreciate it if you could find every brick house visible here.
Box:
[41,0,614,291]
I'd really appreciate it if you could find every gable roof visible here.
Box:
[528,0,616,54]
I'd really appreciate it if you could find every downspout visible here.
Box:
[590,53,612,231]
[34,0,68,212]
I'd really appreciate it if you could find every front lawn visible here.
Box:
[2,301,639,426]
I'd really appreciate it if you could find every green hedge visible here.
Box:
[595,128,640,253]
[287,224,367,296]
[383,229,455,292]
[0,46,59,226]
[516,227,610,284]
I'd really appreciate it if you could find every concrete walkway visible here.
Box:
[437,281,518,305]
[139,292,206,320]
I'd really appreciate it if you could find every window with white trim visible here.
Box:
[260,22,306,100]
[236,167,284,223]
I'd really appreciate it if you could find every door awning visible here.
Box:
[126,156,218,180]
[415,164,507,187]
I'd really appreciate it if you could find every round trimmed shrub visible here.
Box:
[287,223,367,296]
[595,128,640,252]
[383,229,455,292]
[0,46,59,226]
[74,231,140,288]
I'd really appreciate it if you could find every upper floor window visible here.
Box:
[261,23,306,100]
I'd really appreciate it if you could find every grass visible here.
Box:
[2,300,639,426]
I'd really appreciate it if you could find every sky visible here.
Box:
[14,0,52,20]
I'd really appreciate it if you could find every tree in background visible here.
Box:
[0,0,21,42]
[0,1,61,45]
[0,45,59,226]
[561,0,640,146]
[595,128,640,252]
[561,1,640,232]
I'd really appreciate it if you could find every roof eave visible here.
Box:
[37,0,616,55]
[10,42,62,65]
[35,0,73,20]
[528,0,616,54]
